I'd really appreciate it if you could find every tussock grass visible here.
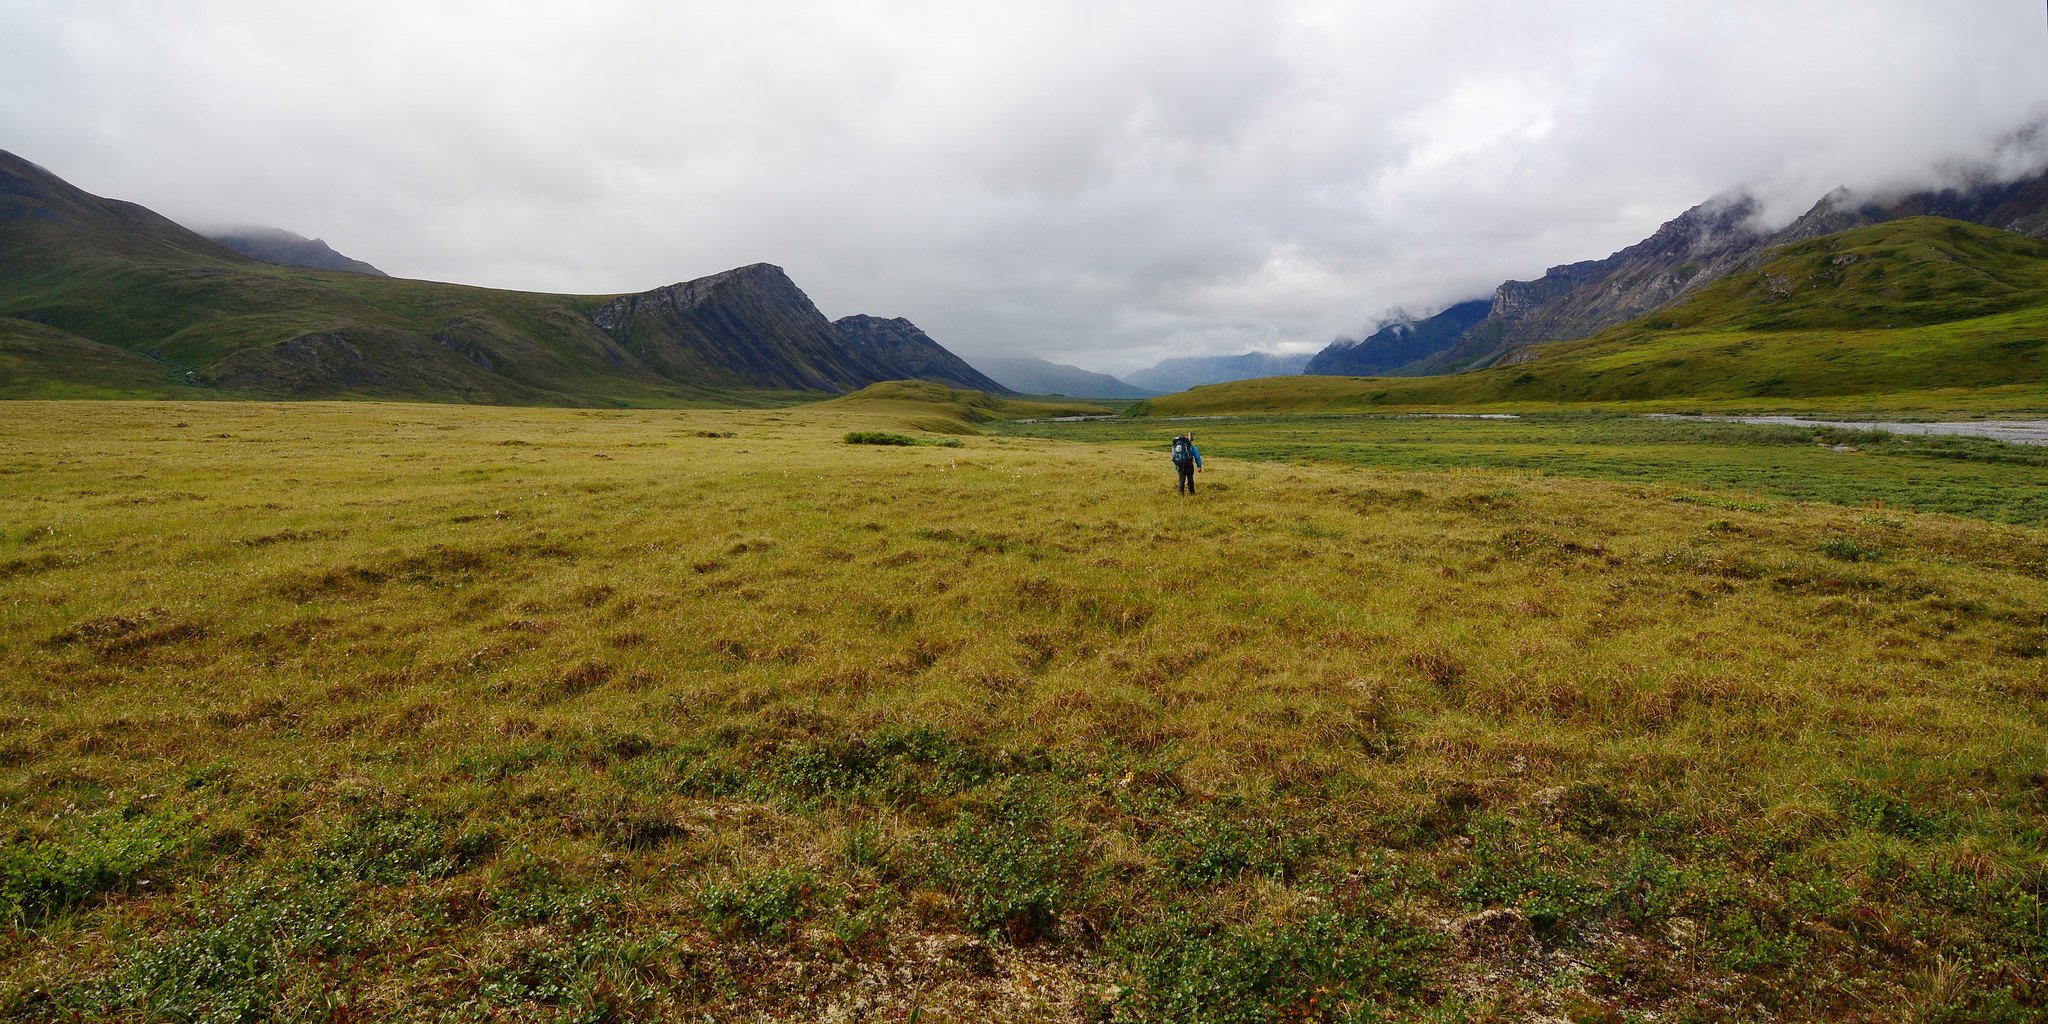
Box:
[844,430,963,448]
[0,399,2044,1021]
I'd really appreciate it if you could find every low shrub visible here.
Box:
[844,431,964,448]
[1113,909,1437,1024]
[0,811,189,927]
[699,867,816,940]
[929,785,1090,942]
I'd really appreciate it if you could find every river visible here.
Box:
[1643,414,2048,446]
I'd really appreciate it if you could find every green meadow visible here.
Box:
[2,395,2045,1022]
[1003,413,2048,525]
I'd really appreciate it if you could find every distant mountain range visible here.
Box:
[0,151,996,405]
[976,356,1156,398]
[976,350,1310,398]
[16,143,2048,407]
[1306,300,1489,376]
[1309,165,2048,377]
[203,225,387,276]
[831,315,1010,393]
[1123,351,1309,392]
[1146,215,2048,415]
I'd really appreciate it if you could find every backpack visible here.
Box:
[1171,436,1193,466]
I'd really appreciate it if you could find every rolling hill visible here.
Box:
[1140,217,2048,416]
[0,151,990,405]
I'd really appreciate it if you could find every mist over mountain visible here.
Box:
[202,225,386,276]
[1122,351,1309,393]
[1311,161,2048,378]
[1306,301,1491,377]
[976,356,1156,399]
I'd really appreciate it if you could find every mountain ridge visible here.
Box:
[1313,165,2048,378]
[0,152,994,406]
[1147,217,2048,415]
[1307,300,1492,377]
[202,225,387,276]
[830,315,1012,393]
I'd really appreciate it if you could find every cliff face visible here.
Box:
[830,314,1012,393]
[1424,195,1779,372]
[590,264,896,392]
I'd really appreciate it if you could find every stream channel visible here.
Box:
[1643,414,2048,446]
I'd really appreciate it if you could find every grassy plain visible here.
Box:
[2,398,2046,1022]
[1000,413,2048,525]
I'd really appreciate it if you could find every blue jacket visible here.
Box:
[1173,438,1202,468]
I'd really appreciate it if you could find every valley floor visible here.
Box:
[2,400,2044,1022]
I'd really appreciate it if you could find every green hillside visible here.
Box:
[1141,218,2048,417]
[0,153,951,407]
[0,318,210,399]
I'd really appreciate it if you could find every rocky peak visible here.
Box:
[589,263,805,338]
[829,313,1011,393]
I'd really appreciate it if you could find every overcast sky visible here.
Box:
[4,1,2047,374]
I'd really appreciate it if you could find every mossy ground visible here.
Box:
[2,399,2044,1022]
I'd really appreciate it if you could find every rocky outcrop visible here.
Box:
[1423,194,1782,372]
[831,314,1012,393]
[590,263,896,392]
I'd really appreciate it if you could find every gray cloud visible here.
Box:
[3,0,2045,374]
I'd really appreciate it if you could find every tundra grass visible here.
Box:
[1,400,2045,1022]
[1005,412,2048,525]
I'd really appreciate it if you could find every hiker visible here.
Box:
[1171,432,1202,495]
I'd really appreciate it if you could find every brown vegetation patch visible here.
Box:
[1407,648,1467,688]
[0,552,66,580]
[231,528,339,548]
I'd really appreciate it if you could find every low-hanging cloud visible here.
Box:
[2,0,2044,374]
